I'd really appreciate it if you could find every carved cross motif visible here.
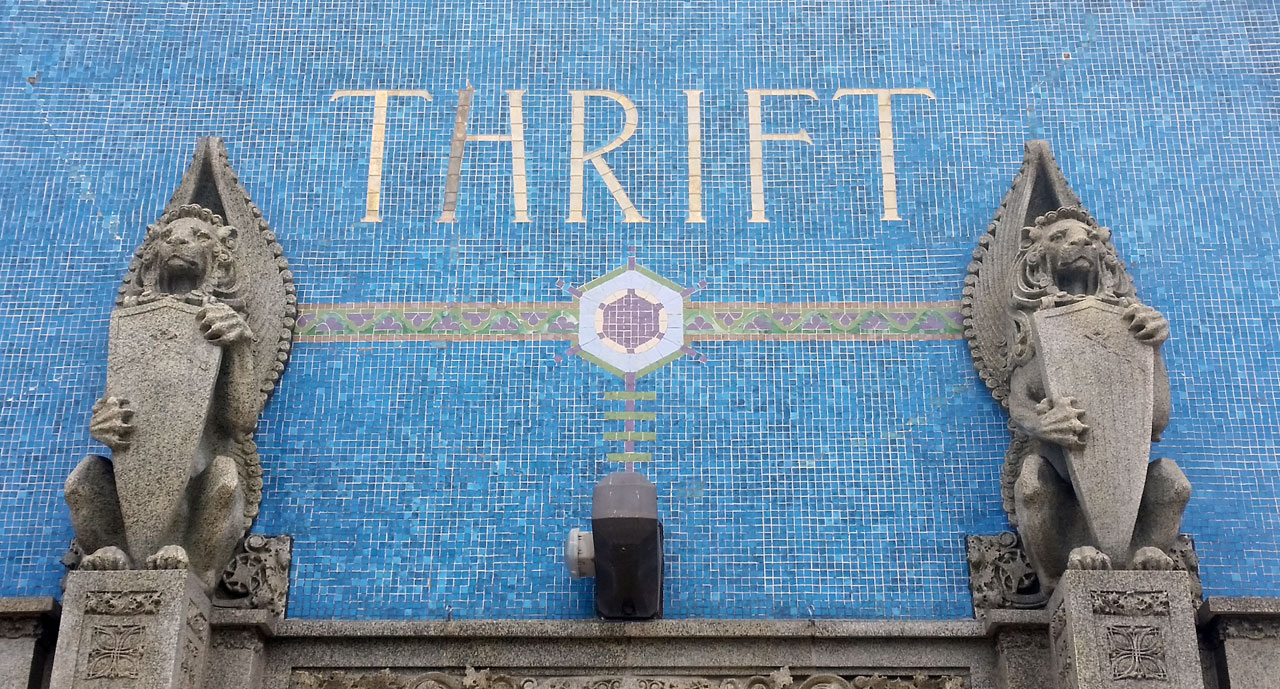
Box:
[1105,625,1167,681]
[85,623,145,680]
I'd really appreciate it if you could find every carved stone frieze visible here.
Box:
[1216,618,1280,640]
[84,589,163,615]
[214,533,292,616]
[292,669,964,689]
[1104,624,1167,680]
[0,617,43,638]
[1090,589,1170,616]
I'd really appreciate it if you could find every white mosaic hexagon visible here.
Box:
[576,268,685,376]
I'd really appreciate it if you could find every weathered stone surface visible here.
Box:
[64,137,296,592]
[259,619,1000,689]
[107,299,223,568]
[1033,298,1153,565]
[963,142,1190,592]
[1197,597,1280,689]
[214,534,293,617]
[966,533,1047,610]
[1047,570,1202,689]
[991,630,1049,689]
[209,628,268,689]
[289,668,965,689]
[0,597,58,689]
[50,569,211,689]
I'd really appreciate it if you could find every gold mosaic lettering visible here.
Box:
[746,89,818,223]
[567,90,649,224]
[438,87,529,223]
[684,90,705,223]
[832,88,936,222]
[331,89,434,223]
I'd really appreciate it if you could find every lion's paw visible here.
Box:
[1131,546,1176,571]
[80,546,131,571]
[145,545,189,570]
[1067,546,1113,571]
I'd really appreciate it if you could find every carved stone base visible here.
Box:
[50,569,211,689]
[1047,570,1202,689]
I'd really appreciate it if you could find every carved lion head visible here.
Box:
[123,204,242,306]
[1011,207,1134,312]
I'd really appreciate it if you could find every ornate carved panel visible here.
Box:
[1104,625,1167,681]
[290,669,965,689]
[85,623,146,680]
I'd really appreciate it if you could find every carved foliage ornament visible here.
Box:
[1049,605,1073,688]
[83,589,163,616]
[1090,590,1169,617]
[1216,618,1280,640]
[291,669,964,689]
[214,533,292,616]
[0,618,43,639]
[965,532,1046,609]
[181,600,209,689]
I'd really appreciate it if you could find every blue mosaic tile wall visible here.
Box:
[1,0,1278,619]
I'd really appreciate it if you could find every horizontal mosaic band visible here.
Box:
[295,302,964,342]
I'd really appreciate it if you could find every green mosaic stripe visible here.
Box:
[296,304,579,339]
[606,453,653,463]
[605,411,657,421]
[296,302,963,340]
[604,390,659,401]
[683,304,963,338]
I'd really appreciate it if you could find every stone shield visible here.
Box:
[1032,297,1154,563]
[106,300,221,562]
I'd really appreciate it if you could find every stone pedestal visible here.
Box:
[50,570,210,689]
[0,597,59,689]
[1047,570,1202,689]
[1198,597,1280,689]
[207,609,275,689]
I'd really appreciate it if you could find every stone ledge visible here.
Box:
[272,619,989,640]
[0,597,59,617]
[1197,596,1280,624]
[976,608,1051,635]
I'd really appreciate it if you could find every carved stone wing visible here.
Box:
[161,137,297,406]
[150,137,296,524]
[962,141,1082,406]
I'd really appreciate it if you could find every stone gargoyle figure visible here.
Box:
[963,141,1190,592]
[65,138,295,590]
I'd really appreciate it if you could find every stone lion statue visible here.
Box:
[66,205,258,587]
[64,138,296,591]
[964,143,1190,592]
